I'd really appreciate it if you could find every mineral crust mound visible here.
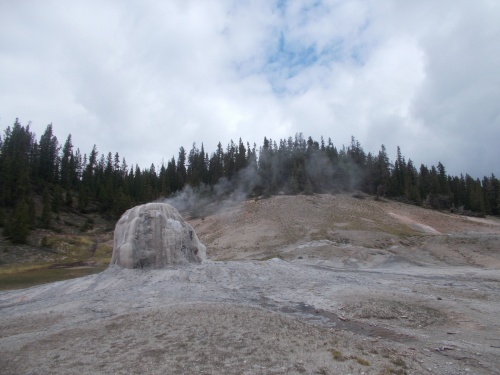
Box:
[110,202,206,269]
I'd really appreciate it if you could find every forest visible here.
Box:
[1,118,499,243]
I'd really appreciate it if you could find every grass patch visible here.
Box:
[330,349,346,361]
[0,263,107,290]
[391,357,407,368]
[330,348,370,367]
[0,233,112,290]
[310,228,329,241]
[378,366,405,375]
[0,263,49,276]
[41,235,94,261]
[354,356,370,366]
[93,242,113,259]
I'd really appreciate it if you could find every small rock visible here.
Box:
[434,346,454,351]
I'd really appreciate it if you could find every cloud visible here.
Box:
[0,0,498,178]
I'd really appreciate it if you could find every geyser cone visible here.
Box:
[110,203,206,269]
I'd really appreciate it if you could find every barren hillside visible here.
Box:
[190,194,500,268]
[1,194,500,374]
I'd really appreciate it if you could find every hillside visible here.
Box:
[0,204,115,290]
[190,193,500,268]
[1,194,500,374]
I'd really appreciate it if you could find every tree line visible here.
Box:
[1,118,499,243]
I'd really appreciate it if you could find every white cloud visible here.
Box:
[0,0,498,178]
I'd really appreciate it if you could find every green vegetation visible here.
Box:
[330,349,346,361]
[391,357,407,369]
[354,356,370,366]
[0,264,107,290]
[1,117,499,288]
[378,366,406,375]
[330,349,370,367]
[1,120,499,247]
[0,231,113,290]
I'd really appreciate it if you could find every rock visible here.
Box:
[110,203,206,269]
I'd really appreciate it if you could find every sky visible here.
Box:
[1,0,499,178]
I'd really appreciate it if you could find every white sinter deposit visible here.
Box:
[110,202,206,268]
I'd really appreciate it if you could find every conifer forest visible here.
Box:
[1,118,499,243]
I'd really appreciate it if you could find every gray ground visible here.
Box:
[1,194,500,374]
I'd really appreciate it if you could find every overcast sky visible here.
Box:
[1,0,499,178]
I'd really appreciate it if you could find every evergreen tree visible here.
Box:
[52,184,63,213]
[208,142,224,185]
[65,189,73,208]
[166,157,178,192]
[4,200,30,243]
[177,147,187,190]
[0,119,34,206]
[436,162,449,195]
[26,196,36,228]
[392,146,407,197]
[405,159,421,203]
[187,143,200,186]
[489,174,500,215]
[0,118,499,230]
[74,148,83,185]
[113,187,132,218]
[258,137,272,195]
[60,134,73,188]
[78,185,88,212]
[235,138,247,172]
[224,140,237,179]
[38,124,59,184]
[41,187,52,228]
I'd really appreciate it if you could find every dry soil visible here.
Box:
[1,194,500,374]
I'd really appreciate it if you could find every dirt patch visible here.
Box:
[344,299,447,329]
[0,304,420,375]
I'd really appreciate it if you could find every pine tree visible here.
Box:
[177,147,187,190]
[52,184,63,213]
[5,200,30,243]
[0,119,34,206]
[490,174,500,215]
[436,162,450,195]
[26,196,36,228]
[405,160,421,203]
[60,134,73,188]
[224,140,237,179]
[208,142,224,185]
[38,124,59,184]
[78,185,88,212]
[392,146,407,197]
[166,157,178,192]
[41,187,52,228]
[235,138,247,172]
[65,189,73,208]
[187,143,200,186]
